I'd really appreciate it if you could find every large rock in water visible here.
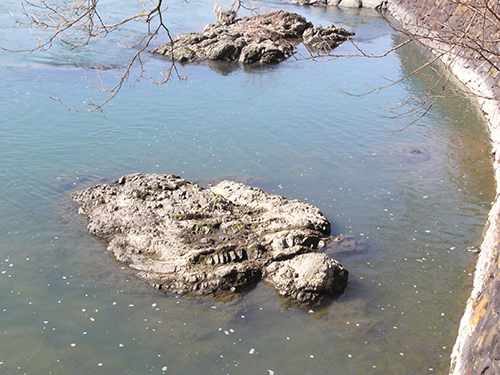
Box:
[151,10,354,64]
[72,173,348,304]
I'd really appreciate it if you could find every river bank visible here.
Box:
[387,1,500,373]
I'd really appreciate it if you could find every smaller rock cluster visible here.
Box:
[72,174,348,304]
[151,10,354,64]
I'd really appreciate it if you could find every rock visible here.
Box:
[326,234,367,255]
[335,0,362,7]
[263,253,348,304]
[215,9,237,25]
[151,10,353,64]
[72,173,348,304]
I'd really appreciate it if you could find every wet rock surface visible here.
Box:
[327,234,367,254]
[72,173,348,304]
[151,10,353,64]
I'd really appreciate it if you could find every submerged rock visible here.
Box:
[303,25,356,52]
[151,10,353,64]
[72,173,348,304]
[327,234,368,255]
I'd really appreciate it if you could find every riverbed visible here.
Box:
[0,1,495,374]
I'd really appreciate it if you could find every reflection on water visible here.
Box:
[0,0,495,374]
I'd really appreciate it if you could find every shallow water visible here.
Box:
[0,1,495,374]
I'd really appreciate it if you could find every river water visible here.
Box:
[0,1,495,374]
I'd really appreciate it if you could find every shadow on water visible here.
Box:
[207,59,282,76]
[149,53,284,77]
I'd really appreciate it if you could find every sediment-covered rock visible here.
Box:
[151,10,353,64]
[72,173,348,304]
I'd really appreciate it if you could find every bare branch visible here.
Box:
[8,0,500,124]
[10,0,179,113]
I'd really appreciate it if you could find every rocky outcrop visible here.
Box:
[388,1,500,374]
[151,10,354,64]
[72,173,348,304]
[302,25,356,52]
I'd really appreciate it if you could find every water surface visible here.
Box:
[0,1,495,374]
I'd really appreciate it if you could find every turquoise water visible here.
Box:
[0,1,495,374]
